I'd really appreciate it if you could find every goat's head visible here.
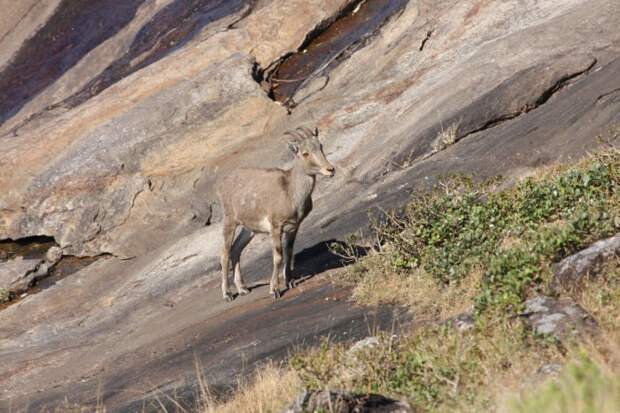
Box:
[285,127,335,177]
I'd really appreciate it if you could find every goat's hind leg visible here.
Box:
[231,227,254,296]
[220,219,237,302]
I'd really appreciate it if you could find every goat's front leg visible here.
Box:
[269,225,284,299]
[220,220,237,302]
[283,228,298,289]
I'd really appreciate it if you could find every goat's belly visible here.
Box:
[238,216,272,234]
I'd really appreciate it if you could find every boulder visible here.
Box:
[45,246,63,265]
[448,312,475,332]
[282,389,411,413]
[348,336,381,354]
[521,296,597,339]
[552,234,620,292]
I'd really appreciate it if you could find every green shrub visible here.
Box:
[370,150,620,315]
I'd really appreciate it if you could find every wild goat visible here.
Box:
[216,126,335,301]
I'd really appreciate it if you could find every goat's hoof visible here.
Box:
[270,289,281,299]
[287,280,296,290]
[238,287,251,296]
[223,293,234,302]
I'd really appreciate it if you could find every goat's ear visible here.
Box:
[288,141,299,154]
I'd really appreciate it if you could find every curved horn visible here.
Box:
[296,126,314,139]
[284,130,304,140]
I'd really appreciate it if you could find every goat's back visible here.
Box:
[216,168,292,230]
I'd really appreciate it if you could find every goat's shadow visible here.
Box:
[245,239,369,297]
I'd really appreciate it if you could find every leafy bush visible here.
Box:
[369,150,620,315]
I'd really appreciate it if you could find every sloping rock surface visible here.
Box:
[0,0,619,411]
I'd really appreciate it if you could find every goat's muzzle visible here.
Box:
[321,166,336,177]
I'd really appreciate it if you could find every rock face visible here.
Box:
[0,0,619,411]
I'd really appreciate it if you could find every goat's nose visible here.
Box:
[327,166,335,172]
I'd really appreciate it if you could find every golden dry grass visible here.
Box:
[200,364,302,413]
[432,122,459,153]
[335,254,481,322]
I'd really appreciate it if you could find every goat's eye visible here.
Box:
[302,152,309,157]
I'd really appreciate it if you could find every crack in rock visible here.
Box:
[257,0,409,109]
[393,56,600,173]
[418,29,433,51]
[456,58,598,143]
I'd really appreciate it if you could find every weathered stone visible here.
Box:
[45,246,63,265]
[348,336,381,354]
[0,256,45,294]
[449,312,475,332]
[537,363,563,377]
[282,389,411,413]
[341,336,384,382]
[521,296,597,339]
[552,234,620,293]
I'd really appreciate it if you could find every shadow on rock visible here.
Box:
[290,239,370,286]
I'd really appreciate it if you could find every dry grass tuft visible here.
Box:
[337,254,480,321]
[432,123,459,153]
[201,364,302,413]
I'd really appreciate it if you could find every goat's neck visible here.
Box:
[289,161,315,207]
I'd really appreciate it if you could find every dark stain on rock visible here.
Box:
[0,0,147,125]
[264,0,409,108]
[1,0,249,129]
[62,0,248,109]
[37,255,102,290]
[0,235,57,261]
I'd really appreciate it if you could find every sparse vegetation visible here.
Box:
[338,148,620,318]
[432,123,460,153]
[289,319,564,412]
[201,363,302,413]
[0,288,9,303]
